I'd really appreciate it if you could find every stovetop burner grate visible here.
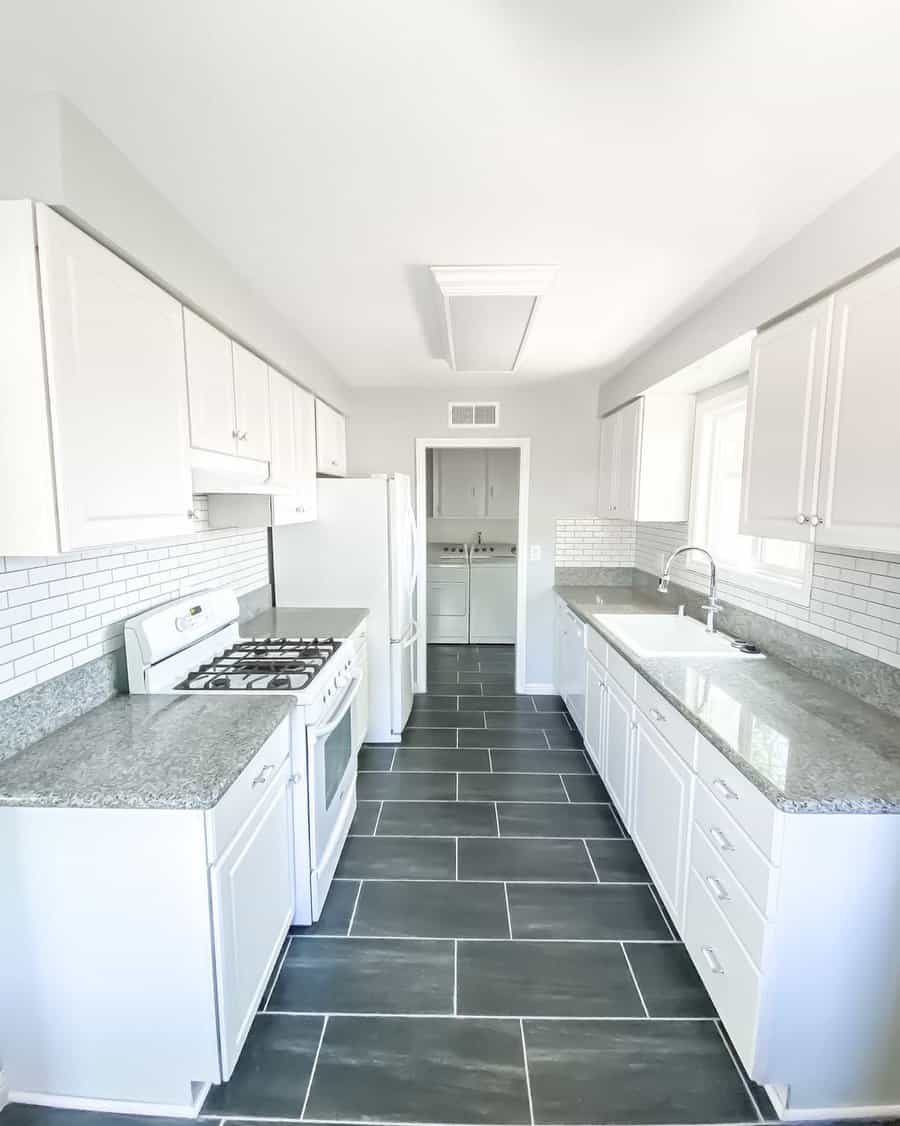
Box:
[175,636,342,691]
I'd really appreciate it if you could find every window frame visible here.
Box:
[686,377,813,607]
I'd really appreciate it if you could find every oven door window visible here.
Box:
[323,706,353,809]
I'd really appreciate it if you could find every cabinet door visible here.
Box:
[597,412,618,516]
[562,609,586,734]
[37,207,194,550]
[184,308,236,456]
[434,449,486,517]
[816,259,900,552]
[485,448,519,517]
[233,343,271,462]
[603,677,634,829]
[210,763,294,1079]
[292,384,318,515]
[613,398,642,520]
[740,299,831,541]
[632,717,693,930]
[584,657,606,774]
[553,600,568,696]
[316,399,347,476]
[268,369,296,489]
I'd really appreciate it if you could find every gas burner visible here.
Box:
[175,635,342,692]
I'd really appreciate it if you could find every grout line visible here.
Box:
[453,940,458,1014]
[389,748,397,772]
[520,1018,536,1126]
[290,934,682,944]
[372,801,384,835]
[715,1020,765,1123]
[350,832,629,840]
[332,877,650,885]
[503,881,513,939]
[299,1014,328,1121]
[455,837,459,881]
[262,1010,718,1022]
[542,730,551,749]
[494,801,501,837]
[620,941,650,1018]
[488,748,494,773]
[647,884,678,941]
[261,936,293,1011]
[582,839,601,884]
[559,774,572,803]
[346,882,364,936]
[455,772,459,801]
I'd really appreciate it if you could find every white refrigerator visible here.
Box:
[272,474,418,742]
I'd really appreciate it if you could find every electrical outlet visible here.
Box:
[529,544,542,562]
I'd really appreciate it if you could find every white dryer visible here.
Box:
[426,543,470,643]
[469,543,517,644]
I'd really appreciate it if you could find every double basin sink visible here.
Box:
[592,613,765,660]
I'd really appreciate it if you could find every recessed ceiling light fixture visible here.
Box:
[430,264,557,372]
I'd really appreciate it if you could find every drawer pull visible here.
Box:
[701,945,725,975]
[709,826,735,852]
[648,707,666,723]
[705,875,731,902]
[712,777,739,801]
[252,763,276,788]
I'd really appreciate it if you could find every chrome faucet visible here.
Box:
[658,546,722,633]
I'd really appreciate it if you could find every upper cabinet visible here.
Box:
[315,399,347,477]
[432,448,519,519]
[0,202,194,555]
[232,344,271,462]
[741,255,900,552]
[598,396,694,522]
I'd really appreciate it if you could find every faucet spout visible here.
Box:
[658,545,721,633]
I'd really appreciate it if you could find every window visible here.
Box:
[688,378,812,604]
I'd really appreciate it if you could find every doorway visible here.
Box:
[414,437,530,693]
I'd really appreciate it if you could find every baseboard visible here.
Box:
[764,1084,900,1121]
[524,682,555,694]
[10,1085,209,1119]
[0,1068,9,1111]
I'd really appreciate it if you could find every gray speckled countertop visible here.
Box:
[241,606,369,640]
[555,585,900,814]
[0,694,293,810]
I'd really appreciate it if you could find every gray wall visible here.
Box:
[348,380,600,688]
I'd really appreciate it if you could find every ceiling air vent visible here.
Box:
[431,265,557,372]
[449,401,499,428]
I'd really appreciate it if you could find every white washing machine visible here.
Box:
[427,543,470,643]
[469,543,517,643]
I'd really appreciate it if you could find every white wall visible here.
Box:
[598,150,900,413]
[0,92,349,412]
[348,380,600,687]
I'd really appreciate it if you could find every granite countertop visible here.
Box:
[0,694,293,810]
[242,606,369,640]
[555,585,900,814]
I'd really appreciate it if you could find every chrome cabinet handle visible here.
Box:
[701,945,725,975]
[796,513,808,524]
[232,428,240,439]
[239,431,248,441]
[252,763,276,788]
[296,505,305,513]
[186,509,195,520]
[712,777,739,801]
[648,707,666,723]
[810,514,822,527]
[705,875,730,902]
[709,826,735,852]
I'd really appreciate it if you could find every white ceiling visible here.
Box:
[4,0,900,389]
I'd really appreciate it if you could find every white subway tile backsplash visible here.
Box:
[554,518,637,567]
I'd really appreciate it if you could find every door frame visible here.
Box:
[414,436,531,693]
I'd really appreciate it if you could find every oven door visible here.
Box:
[307,669,362,917]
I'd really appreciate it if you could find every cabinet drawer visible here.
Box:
[606,644,636,697]
[586,628,607,665]
[691,823,767,968]
[694,780,778,917]
[635,676,697,768]
[684,867,762,1074]
[206,718,291,861]
[696,736,781,861]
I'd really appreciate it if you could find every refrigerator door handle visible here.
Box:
[401,621,419,649]
[406,501,418,595]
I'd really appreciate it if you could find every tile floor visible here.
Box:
[0,644,778,1126]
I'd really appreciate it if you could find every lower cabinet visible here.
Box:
[631,715,693,929]
[583,655,606,774]
[603,675,635,829]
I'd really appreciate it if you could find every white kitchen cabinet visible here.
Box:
[598,396,694,521]
[232,343,272,462]
[184,309,238,456]
[433,448,487,517]
[603,674,634,829]
[583,654,606,774]
[485,448,519,517]
[559,604,586,734]
[268,367,297,489]
[632,714,693,929]
[315,398,347,476]
[0,202,195,555]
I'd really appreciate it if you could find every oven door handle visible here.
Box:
[311,670,363,741]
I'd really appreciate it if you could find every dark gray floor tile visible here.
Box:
[350,800,381,835]
[586,838,650,882]
[458,838,596,882]
[352,880,510,938]
[458,940,644,1017]
[393,747,491,772]
[400,727,458,747]
[560,774,611,802]
[524,1019,757,1124]
[460,729,547,749]
[623,943,716,1017]
[201,1013,323,1117]
[357,772,456,800]
[532,694,566,711]
[508,884,672,940]
[426,673,461,686]
[0,1108,187,1126]
[460,674,516,690]
[717,1022,780,1120]
[305,1016,530,1124]
[377,800,497,836]
[291,880,359,936]
[490,748,590,774]
[413,691,459,705]
[458,773,568,801]
[358,745,395,771]
[545,728,586,749]
[407,709,485,728]
[498,801,622,838]
[336,836,456,880]
[267,937,454,1014]
[460,694,535,711]
[486,712,572,731]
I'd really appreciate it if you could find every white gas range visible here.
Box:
[124,587,365,924]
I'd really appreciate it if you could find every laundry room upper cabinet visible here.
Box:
[0,202,194,555]
[485,449,519,518]
[741,255,900,552]
[598,396,694,522]
[433,449,487,517]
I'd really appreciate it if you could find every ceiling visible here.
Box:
[3,0,900,389]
